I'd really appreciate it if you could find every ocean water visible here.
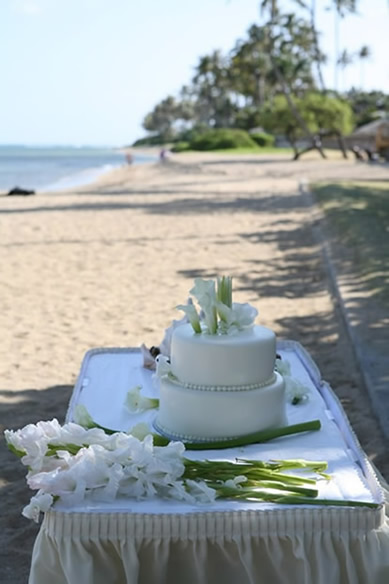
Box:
[0,146,156,192]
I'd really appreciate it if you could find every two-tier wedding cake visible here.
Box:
[154,277,286,442]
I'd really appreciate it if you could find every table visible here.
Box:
[29,342,389,584]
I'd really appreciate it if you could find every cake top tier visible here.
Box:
[170,322,276,387]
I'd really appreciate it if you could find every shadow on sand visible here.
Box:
[0,385,73,584]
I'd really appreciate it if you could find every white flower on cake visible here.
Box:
[275,357,309,405]
[190,278,218,334]
[176,302,202,334]
[217,301,258,334]
[178,276,258,335]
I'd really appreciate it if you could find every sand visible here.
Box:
[1,151,388,583]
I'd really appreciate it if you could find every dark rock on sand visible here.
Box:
[7,186,35,196]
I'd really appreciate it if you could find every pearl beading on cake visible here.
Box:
[153,419,240,443]
[168,372,276,392]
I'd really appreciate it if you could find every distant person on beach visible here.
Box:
[125,152,133,165]
[159,148,168,162]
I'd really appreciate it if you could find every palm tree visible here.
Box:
[229,25,271,108]
[331,0,358,91]
[260,0,327,158]
[192,51,236,127]
[337,48,354,92]
[308,0,327,91]
[357,45,371,89]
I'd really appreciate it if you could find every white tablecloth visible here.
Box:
[29,342,389,584]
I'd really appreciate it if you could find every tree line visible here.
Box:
[138,0,389,159]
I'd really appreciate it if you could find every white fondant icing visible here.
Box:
[156,372,286,440]
[171,323,276,387]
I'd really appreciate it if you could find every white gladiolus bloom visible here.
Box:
[5,419,62,472]
[22,492,54,523]
[4,417,266,520]
[185,479,217,503]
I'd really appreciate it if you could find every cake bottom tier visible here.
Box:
[155,372,286,442]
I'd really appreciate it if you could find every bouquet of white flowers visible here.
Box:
[5,416,377,523]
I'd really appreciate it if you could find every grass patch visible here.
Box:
[312,180,389,302]
[178,146,293,155]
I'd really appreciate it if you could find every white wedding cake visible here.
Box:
[155,277,286,442]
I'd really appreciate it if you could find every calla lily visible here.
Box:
[275,358,309,405]
[73,404,95,428]
[176,303,201,333]
[125,385,159,413]
[129,422,152,441]
[275,358,291,377]
[190,278,218,334]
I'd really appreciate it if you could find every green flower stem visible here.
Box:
[184,458,327,474]
[239,459,328,473]
[71,418,321,451]
[268,495,380,509]
[149,434,171,446]
[237,458,330,479]
[184,419,321,450]
[183,459,322,498]
[207,305,218,334]
[6,443,25,458]
[207,482,318,499]
[183,460,319,485]
[242,480,319,498]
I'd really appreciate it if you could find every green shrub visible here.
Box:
[171,141,191,153]
[250,132,275,147]
[189,128,258,151]
[132,134,165,147]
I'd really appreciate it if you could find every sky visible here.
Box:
[0,0,388,147]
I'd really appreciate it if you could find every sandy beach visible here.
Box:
[1,151,389,583]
